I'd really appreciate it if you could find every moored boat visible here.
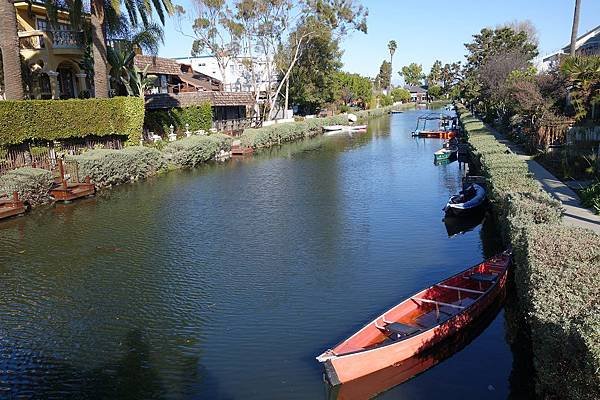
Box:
[434,140,459,162]
[390,110,403,114]
[316,250,511,385]
[323,124,368,133]
[443,183,486,216]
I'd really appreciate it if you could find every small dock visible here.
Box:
[0,192,27,221]
[416,130,457,139]
[231,142,254,156]
[50,159,96,202]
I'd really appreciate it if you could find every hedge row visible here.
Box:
[68,147,166,187]
[0,97,145,146]
[163,134,231,168]
[0,167,54,205]
[144,102,213,136]
[457,104,599,399]
[5,104,417,204]
[516,226,600,399]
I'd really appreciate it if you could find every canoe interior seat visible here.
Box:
[384,322,421,340]
[468,273,497,282]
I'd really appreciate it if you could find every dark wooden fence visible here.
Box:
[213,117,262,136]
[0,136,124,175]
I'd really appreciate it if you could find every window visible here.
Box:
[36,18,48,31]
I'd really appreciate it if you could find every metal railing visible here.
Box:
[18,30,84,50]
[50,30,84,49]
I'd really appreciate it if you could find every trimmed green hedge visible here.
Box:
[0,167,54,205]
[0,97,144,146]
[69,147,166,187]
[144,103,213,136]
[163,134,231,168]
[457,104,599,399]
[515,225,600,400]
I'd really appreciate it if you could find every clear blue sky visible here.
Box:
[158,0,600,81]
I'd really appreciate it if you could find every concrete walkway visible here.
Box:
[484,124,600,233]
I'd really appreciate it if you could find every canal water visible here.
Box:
[0,109,514,399]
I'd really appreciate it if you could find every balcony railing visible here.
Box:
[51,30,84,49]
[18,30,84,50]
[18,30,43,50]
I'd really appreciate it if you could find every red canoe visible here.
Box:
[316,250,512,385]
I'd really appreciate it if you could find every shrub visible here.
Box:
[391,88,411,103]
[457,103,600,400]
[581,181,600,214]
[0,167,54,205]
[380,94,394,107]
[0,97,144,146]
[69,147,166,187]
[163,134,231,168]
[144,103,212,136]
[516,225,600,400]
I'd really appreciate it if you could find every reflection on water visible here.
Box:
[326,292,505,400]
[443,209,487,238]
[0,109,516,399]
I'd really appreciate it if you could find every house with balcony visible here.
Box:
[15,0,88,99]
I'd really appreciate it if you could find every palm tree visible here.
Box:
[561,55,600,120]
[0,0,24,99]
[387,40,397,90]
[64,0,173,98]
[107,22,164,96]
[570,0,581,56]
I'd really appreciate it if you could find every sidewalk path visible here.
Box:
[484,124,600,233]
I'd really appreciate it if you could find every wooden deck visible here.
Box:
[50,181,96,202]
[0,192,27,221]
[49,159,96,202]
[231,145,254,156]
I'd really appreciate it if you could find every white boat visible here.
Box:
[322,124,367,132]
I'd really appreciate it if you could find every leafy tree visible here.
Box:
[428,60,442,85]
[399,63,424,86]
[428,84,442,99]
[333,71,372,108]
[274,0,367,119]
[390,87,410,103]
[175,1,243,89]
[287,19,342,114]
[375,60,391,91]
[464,27,538,74]
[440,62,461,92]
[460,25,539,116]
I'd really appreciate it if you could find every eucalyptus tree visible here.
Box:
[176,0,368,120]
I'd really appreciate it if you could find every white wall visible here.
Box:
[175,56,277,93]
